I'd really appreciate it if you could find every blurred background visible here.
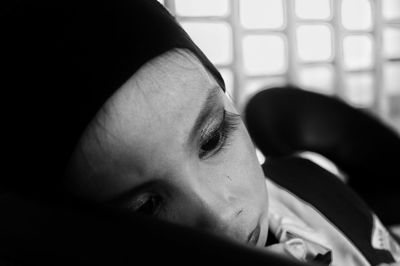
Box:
[157,0,400,134]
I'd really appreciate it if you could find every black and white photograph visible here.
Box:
[1,0,400,265]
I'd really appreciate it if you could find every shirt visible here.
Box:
[266,178,400,266]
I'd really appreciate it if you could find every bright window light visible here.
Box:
[298,66,334,94]
[389,96,400,117]
[240,0,284,29]
[384,63,400,95]
[297,25,332,62]
[383,28,400,58]
[255,148,266,165]
[181,22,232,65]
[345,74,374,107]
[295,0,331,20]
[157,0,164,5]
[242,35,286,75]
[175,0,229,17]
[343,35,373,70]
[342,0,372,30]
[218,68,234,97]
[382,0,400,20]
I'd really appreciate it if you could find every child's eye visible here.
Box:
[199,110,240,159]
[201,131,222,153]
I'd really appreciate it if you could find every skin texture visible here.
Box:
[66,49,270,248]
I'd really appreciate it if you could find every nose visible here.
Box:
[179,179,248,243]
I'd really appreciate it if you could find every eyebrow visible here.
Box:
[187,87,222,145]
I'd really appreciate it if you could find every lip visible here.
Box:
[247,224,260,246]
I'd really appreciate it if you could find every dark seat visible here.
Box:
[244,86,400,226]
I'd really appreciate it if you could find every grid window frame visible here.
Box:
[162,0,400,133]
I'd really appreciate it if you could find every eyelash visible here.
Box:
[199,110,240,159]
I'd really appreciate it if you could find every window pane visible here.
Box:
[387,101,400,134]
[240,0,284,29]
[298,66,334,94]
[387,95,400,135]
[345,73,374,107]
[295,0,331,20]
[342,0,372,30]
[218,68,234,98]
[382,0,400,20]
[383,28,400,58]
[297,25,332,62]
[384,63,400,95]
[181,22,232,65]
[175,0,229,16]
[389,95,400,117]
[343,35,373,70]
[242,35,286,75]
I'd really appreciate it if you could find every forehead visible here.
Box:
[103,49,220,147]
[111,50,215,129]
[70,49,223,199]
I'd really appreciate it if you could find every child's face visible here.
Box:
[67,49,270,248]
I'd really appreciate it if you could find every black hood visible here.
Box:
[1,0,224,201]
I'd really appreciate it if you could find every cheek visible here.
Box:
[222,94,266,191]
[225,123,267,200]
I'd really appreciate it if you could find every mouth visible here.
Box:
[246,224,260,246]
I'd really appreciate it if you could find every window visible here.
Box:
[296,25,333,62]
[161,0,400,133]
[242,35,287,75]
[180,22,232,65]
[240,0,284,29]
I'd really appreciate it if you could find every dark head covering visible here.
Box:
[1,0,224,201]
